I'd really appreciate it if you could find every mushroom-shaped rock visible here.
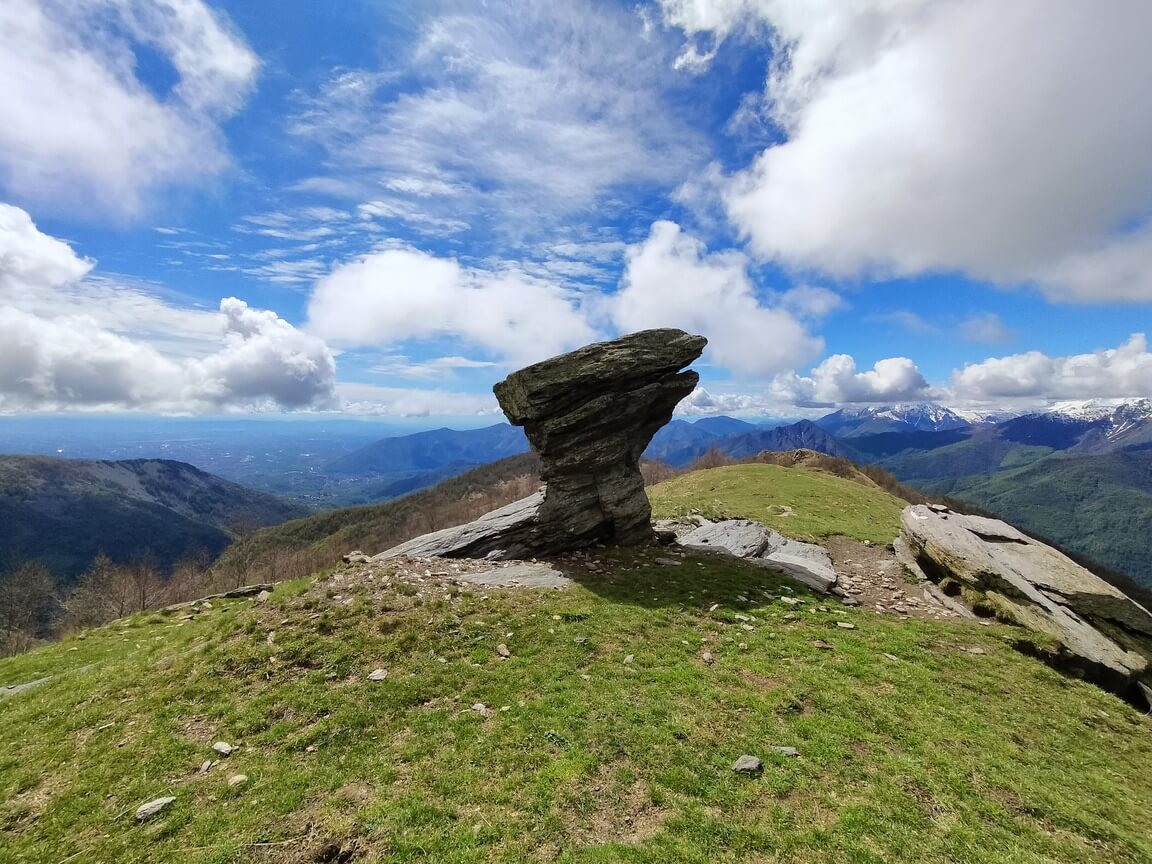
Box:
[376,329,706,560]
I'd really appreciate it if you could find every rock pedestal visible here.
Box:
[376,329,706,560]
[899,504,1152,705]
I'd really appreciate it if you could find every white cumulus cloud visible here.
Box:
[951,334,1152,401]
[0,203,336,413]
[661,0,1152,302]
[613,220,822,377]
[307,246,597,367]
[0,0,258,218]
[773,354,934,406]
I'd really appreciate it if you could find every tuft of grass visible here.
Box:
[649,464,907,545]
[1,551,1150,863]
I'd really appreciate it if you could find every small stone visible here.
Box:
[840,597,860,607]
[581,674,591,681]
[197,759,215,775]
[368,668,388,681]
[812,640,834,650]
[734,613,751,622]
[780,597,802,606]
[732,755,763,775]
[306,745,317,753]
[135,796,176,821]
[773,746,800,758]
[708,603,719,612]
[212,741,233,756]
[783,613,798,621]
[623,654,635,665]
[965,646,987,655]
[835,622,856,630]
[496,644,511,658]
[883,653,900,662]
[256,590,271,603]
[702,651,715,665]
[655,558,682,567]
[738,642,748,650]
[472,703,492,717]
[227,774,248,787]
[741,624,755,632]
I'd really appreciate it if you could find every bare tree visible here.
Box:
[0,561,61,656]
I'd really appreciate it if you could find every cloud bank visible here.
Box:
[0,0,258,218]
[662,0,1152,302]
[0,203,335,412]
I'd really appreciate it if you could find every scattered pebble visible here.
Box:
[812,640,834,651]
[197,760,215,775]
[212,742,233,756]
[835,622,856,630]
[135,796,176,821]
[702,651,715,665]
[227,774,248,787]
[773,746,800,758]
[471,703,492,717]
[623,654,635,665]
[368,668,388,681]
[732,754,763,775]
[496,644,511,658]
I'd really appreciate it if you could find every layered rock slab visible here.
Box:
[375,329,706,561]
[676,518,838,593]
[899,504,1152,704]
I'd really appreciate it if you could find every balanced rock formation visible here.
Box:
[675,518,838,593]
[376,329,707,560]
[899,504,1152,705]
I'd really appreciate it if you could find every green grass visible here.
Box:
[649,464,907,545]
[2,551,1150,864]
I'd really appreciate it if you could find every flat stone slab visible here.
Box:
[374,491,544,560]
[679,518,837,593]
[901,504,1152,703]
[455,562,570,590]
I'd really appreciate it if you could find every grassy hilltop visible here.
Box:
[2,464,1150,864]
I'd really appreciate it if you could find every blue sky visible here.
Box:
[1,0,1150,420]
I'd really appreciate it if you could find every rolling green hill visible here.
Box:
[2,465,1150,863]
[648,462,908,545]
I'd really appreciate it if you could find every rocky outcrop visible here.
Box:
[375,329,706,561]
[675,518,838,593]
[900,504,1152,705]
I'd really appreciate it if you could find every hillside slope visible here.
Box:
[2,480,1149,862]
[213,453,542,582]
[947,449,1152,587]
[0,457,308,581]
[649,463,907,545]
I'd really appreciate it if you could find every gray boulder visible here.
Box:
[900,504,1152,704]
[679,519,837,593]
[376,329,706,561]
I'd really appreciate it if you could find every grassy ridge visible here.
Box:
[648,463,907,545]
[2,551,1150,863]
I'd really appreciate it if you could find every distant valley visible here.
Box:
[0,456,308,583]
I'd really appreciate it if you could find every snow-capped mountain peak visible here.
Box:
[1044,399,1152,423]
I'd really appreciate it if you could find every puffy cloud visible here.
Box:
[0,203,336,412]
[307,247,596,367]
[0,0,257,218]
[189,299,337,409]
[773,354,933,406]
[613,220,822,377]
[959,312,1014,345]
[951,334,1152,400]
[778,284,844,320]
[0,203,93,297]
[661,1,1152,301]
[676,386,797,417]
